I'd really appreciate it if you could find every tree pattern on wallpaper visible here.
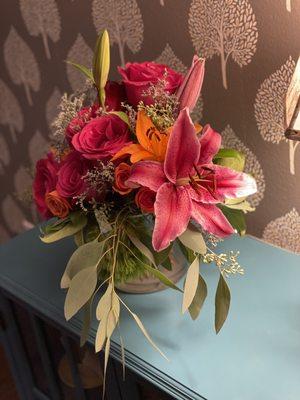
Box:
[0,79,24,143]
[221,125,265,207]
[189,0,258,89]
[156,43,204,122]
[263,208,300,254]
[4,27,41,106]
[92,0,143,66]
[66,34,93,92]
[254,57,299,175]
[0,0,299,253]
[19,0,61,59]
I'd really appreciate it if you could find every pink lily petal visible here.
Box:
[207,164,257,200]
[187,186,221,204]
[191,201,235,238]
[126,160,166,192]
[164,108,200,183]
[153,183,191,251]
[176,56,205,112]
[198,125,221,164]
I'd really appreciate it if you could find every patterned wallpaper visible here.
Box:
[0,0,299,253]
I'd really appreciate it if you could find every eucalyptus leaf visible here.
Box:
[141,263,182,292]
[126,228,157,267]
[182,256,199,313]
[179,225,207,255]
[214,148,245,172]
[61,240,104,289]
[80,299,92,347]
[93,30,110,107]
[66,61,94,81]
[95,314,108,353]
[74,229,84,247]
[215,273,231,333]
[64,267,98,320]
[219,205,246,236]
[96,284,112,321]
[188,274,207,320]
[41,213,87,243]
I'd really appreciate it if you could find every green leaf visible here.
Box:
[74,229,85,247]
[224,198,255,213]
[160,256,172,271]
[179,224,207,255]
[66,61,94,81]
[188,274,207,320]
[93,30,110,107]
[182,256,199,313]
[110,111,130,126]
[219,205,246,236]
[61,240,105,289]
[64,267,98,320]
[177,240,196,264]
[42,218,68,235]
[215,274,231,333]
[40,213,87,243]
[214,148,245,172]
[141,263,182,292]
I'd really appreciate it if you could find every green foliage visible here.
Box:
[66,61,94,81]
[219,205,246,236]
[188,274,208,320]
[214,148,245,172]
[40,212,87,243]
[215,273,231,333]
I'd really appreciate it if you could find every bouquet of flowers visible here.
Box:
[33,31,257,378]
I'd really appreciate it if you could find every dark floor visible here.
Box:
[0,345,19,399]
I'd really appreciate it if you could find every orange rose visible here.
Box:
[113,163,132,195]
[135,187,156,213]
[45,190,71,218]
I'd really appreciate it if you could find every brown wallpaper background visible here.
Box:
[0,0,299,253]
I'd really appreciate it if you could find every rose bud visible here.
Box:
[45,190,71,219]
[113,163,132,195]
[118,62,183,108]
[176,56,205,112]
[72,114,131,161]
[135,187,156,213]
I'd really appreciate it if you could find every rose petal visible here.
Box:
[164,108,200,183]
[191,201,235,238]
[153,183,191,251]
[198,125,221,164]
[126,161,167,191]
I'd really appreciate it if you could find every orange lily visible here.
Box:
[112,110,201,163]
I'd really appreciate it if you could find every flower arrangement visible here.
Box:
[33,31,257,380]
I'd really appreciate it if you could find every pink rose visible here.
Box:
[135,187,156,214]
[118,61,183,107]
[105,81,126,111]
[72,114,131,161]
[66,104,99,142]
[33,153,59,219]
[56,151,91,198]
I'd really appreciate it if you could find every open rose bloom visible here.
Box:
[33,31,257,378]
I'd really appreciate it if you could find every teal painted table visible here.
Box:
[0,227,300,399]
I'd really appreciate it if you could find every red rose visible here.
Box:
[56,151,91,198]
[72,114,131,161]
[118,62,183,107]
[66,104,99,142]
[135,187,156,213]
[33,153,59,219]
[113,162,132,195]
[105,81,126,111]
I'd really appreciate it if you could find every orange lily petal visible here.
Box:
[112,143,144,161]
[136,110,158,152]
[130,150,154,163]
[194,123,202,134]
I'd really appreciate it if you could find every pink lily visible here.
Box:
[176,56,205,112]
[127,108,257,251]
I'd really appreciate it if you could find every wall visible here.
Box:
[0,0,299,252]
